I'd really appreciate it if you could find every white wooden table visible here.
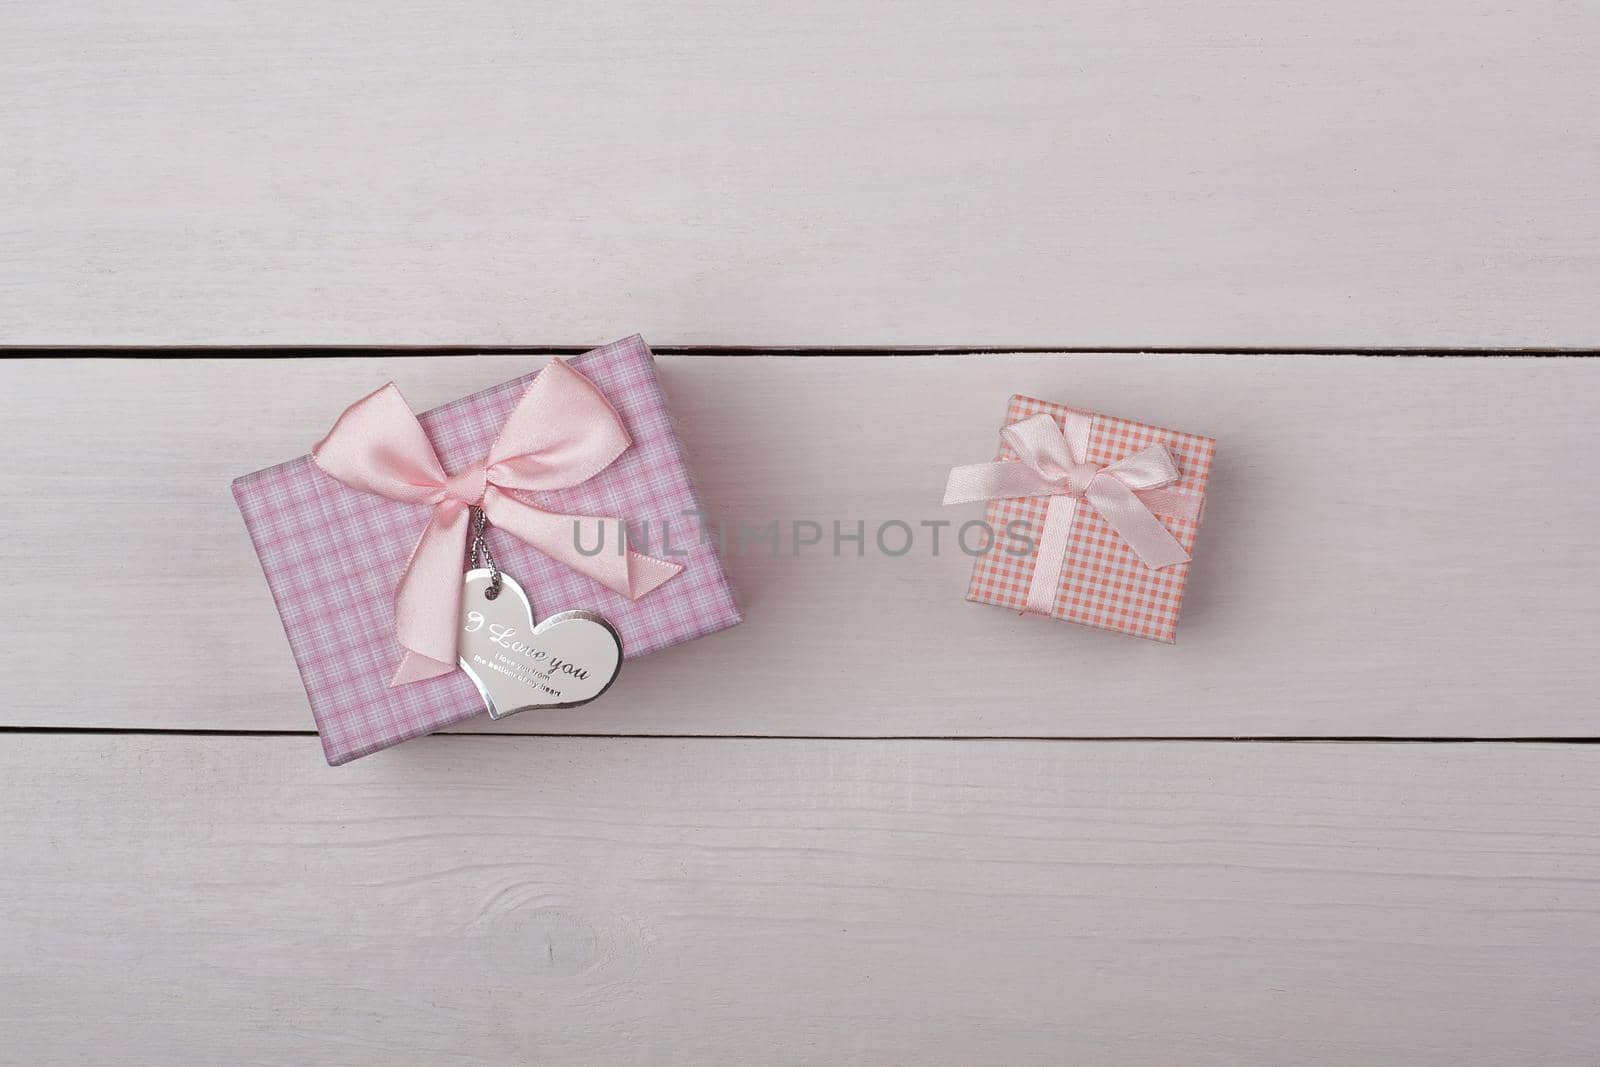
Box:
[3,3,1598,1064]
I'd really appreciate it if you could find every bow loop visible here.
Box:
[312,359,683,686]
[312,383,450,505]
[1001,413,1080,482]
[1100,443,1183,492]
[485,359,631,491]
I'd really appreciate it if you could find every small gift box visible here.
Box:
[944,393,1214,642]
[234,335,741,764]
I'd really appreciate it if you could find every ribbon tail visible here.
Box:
[1024,495,1079,616]
[388,502,472,686]
[483,487,683,599]
[392,650,454,686]
[1134,486,1204,524]
[1086,477,1191,570]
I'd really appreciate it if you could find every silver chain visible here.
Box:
[468,506,503,600]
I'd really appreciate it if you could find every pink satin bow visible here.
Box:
[312,359,683,685]
[943,412,1200,614]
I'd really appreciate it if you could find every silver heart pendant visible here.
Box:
[457,568,623,719]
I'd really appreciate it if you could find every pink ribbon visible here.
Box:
[943,412,1201,615]
[312,359,683,686]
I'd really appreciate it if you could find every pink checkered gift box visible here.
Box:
[233,336,741,764]
[956,393,1214,643]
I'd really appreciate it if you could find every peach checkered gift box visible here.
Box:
[943,394,1215,643]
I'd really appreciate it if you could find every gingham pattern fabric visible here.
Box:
[966,394,1214,643]
[233,336,742,765]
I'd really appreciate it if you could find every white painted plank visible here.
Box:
[2,2,1597,348]
[2,735,1597,1064]
[4,353,1598,737]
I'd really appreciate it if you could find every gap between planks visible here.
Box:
[3,728,1599,745]
[2,346,1598,358]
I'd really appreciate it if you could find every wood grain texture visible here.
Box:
[3,735,1598,1065]
[2,1,1597,348]
[4,352,1598,737]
